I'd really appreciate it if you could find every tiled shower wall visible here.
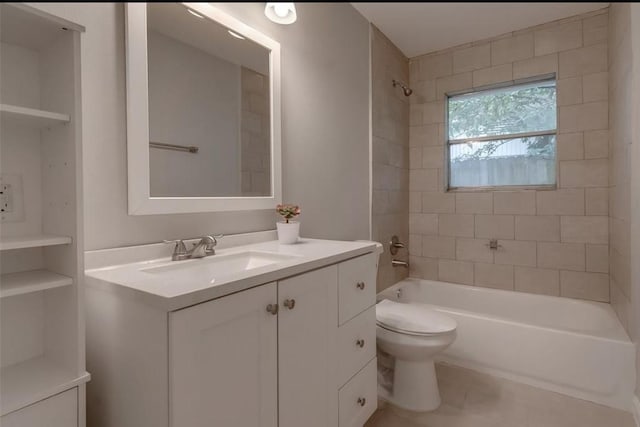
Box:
[608,4,632,332]
[408,9,611,302]
[371,25,410,292]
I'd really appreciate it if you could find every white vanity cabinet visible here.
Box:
[85,240,379,427]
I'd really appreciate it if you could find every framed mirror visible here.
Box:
[125,3,281,214]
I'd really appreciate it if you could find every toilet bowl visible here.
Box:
[376,299,457,412]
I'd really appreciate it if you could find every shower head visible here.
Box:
[392,79,413,96]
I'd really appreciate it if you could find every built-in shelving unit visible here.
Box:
[0,357,90,416]
[0,235,72,251]
[0,104,70,129]
[0,3,88,425]
[0,270,73,298]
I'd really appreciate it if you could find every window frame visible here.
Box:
[445,74,558,192]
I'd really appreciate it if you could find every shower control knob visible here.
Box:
[283,299,296,310]
[356,282,365,290]
[356,339,365,348]
[266,304,279,315]
[357,397,366,407]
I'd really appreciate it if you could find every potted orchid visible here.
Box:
[276,204,301,244]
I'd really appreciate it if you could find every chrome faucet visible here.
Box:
[164,235,223,261]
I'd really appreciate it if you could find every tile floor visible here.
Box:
[365,363,635,427]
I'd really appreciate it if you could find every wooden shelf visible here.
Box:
[0,356,90,416]
[0,235,72,251]
[0,270,73,298]
[0,104,70,129]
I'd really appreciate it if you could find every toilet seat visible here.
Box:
[376,299,457,337]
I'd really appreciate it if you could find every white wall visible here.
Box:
[147,30,240,197]
[28,3,371,250]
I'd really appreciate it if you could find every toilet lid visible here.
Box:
[376,299,457,336]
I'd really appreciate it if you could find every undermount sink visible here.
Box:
[141,251,300,283]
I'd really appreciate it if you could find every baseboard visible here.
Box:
[632,395,640,427]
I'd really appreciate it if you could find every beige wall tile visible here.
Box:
[495,240,537,267]
[409,191,422,213]
[513,53,558,80]
[474,263,514,290]
[411,79,436,104]
[585,188,608,215]
[438,259,474,285]
[439,214,475,237]
[557,77,583,106]
[455,193,493,214]
[410,169,439,191]
[514,266,560,295]
[453,44,491,73]
[472,64,513,87]
[537,242,585,271]
[475,215,515,239]
[491,33,534,65]
[409,256,438,280]
[409,234,422,256]
[494,191,536,214]
[422,101,446,124]
[583,14,608,47]
[583,129,608,159]
[586,244,609,273]
[560,159,608,188]
[536,189,585,215]
[559,102,608,133]
[422,192,455,213]
[560,215,608,244]
[410,123,440,147]
[416,52,453,81]
[557,132,584,160]
[456,238,494,263]
[422,146,444,169]
[409,147,422,169]
[582,72,608,102]
[534,21,583,56]
[558,43,607,78]
[560,270,609,302]
[515,215,560,242]
[422,235,456,259]
[436,72,473,99]
[409,213,439,235]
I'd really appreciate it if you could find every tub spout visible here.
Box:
[392,259,409,268]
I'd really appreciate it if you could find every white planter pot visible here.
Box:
[277,221,300,244]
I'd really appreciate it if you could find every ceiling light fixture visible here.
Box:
[186,8,205,19]
[228,30,245,40]
[264,3,297,25]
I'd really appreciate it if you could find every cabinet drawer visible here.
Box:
[1,388,78,427]
[338,253,377,325]
[338,306,376,387]
[338,358,377,427]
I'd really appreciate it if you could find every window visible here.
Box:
[447,78,557,190]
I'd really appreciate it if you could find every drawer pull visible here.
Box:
[356,281,365,290]
[357,397,366,407]
[356,339,365,348]
[283,299,296,310]
[266,304,279,315]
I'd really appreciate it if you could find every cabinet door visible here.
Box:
[278,266,338,427]
[1,388,77,427]
[169,283,278,427]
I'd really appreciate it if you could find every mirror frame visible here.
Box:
[125,3,282,215]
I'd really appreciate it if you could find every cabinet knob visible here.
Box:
[356,281,365,290]
[266,304,279,315]
[356,339,365,348]
[283,299,296,310]
[357,397,366,407]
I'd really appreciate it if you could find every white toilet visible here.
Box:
[376,299,457,412]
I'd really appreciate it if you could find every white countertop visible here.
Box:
[85,237,378,311]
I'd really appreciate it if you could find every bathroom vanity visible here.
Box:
[84,233,379,427]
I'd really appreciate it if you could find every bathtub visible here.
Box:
[378,278,636,411]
